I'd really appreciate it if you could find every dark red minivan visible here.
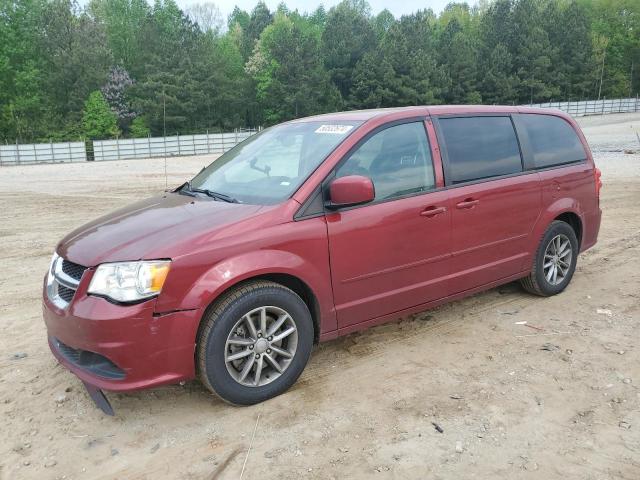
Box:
[43,106,602,412]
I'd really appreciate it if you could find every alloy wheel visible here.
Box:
[224,306,298,387]
[543,234,572,286]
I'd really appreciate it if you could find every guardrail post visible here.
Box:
[177,133,181,156]
[16,139,20,165]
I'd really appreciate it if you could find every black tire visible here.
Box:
[197,280,313,405]
[521,220,579,296]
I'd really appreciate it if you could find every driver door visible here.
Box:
[326,121,452,329]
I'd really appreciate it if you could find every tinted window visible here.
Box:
[336,122,435,201]
[520,114,587,168]
[439,116,522,184]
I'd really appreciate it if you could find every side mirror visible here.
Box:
[327,175,375,209]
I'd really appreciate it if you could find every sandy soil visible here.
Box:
[1,113,639,480]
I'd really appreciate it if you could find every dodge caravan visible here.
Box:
[43,106,602,413]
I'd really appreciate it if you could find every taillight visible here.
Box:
[594,167,602,197]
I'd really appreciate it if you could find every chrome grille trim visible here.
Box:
[47,255,86,309]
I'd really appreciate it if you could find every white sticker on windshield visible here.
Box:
[315,125,354,135]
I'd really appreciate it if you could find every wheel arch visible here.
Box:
[247,273,321,344]
[554,211,583,248]
[195,272,322,355]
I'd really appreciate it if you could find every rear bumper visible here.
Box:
[581,207,602,252]
[43,277,202,392]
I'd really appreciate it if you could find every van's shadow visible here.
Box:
[105,280,529,417]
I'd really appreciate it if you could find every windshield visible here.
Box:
[189,121,362,205]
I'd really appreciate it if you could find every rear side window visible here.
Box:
[519,114,587,168]
[438,116,522,184]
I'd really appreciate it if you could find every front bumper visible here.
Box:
[43,276,202,392]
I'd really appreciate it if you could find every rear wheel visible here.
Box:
[197,281,313,405]
[521,221,579,296]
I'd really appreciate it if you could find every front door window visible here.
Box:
[336,122,435,201]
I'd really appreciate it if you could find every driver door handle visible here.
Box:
[420,206,447,218]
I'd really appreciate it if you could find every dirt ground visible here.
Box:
[1,113,639,480]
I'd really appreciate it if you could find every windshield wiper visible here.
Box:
[178,181,238,203]
[191,187,238,203]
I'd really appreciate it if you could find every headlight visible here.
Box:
[87,260,171,303]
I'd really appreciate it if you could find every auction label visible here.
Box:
[315,125,354,134]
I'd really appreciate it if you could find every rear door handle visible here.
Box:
[420,206,447,217]
[456,198,479,209]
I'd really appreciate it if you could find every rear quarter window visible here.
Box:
[519,114,587,168]
[438,116,523,184]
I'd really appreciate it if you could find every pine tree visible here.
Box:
[82,90,119,139]
[349,51,398,108]
[321,0,376,100]
[129,115,149,137]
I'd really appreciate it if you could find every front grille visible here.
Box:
[58,284,75,302]
[47,256,86,308]
[61,260,87,282]
[53,338,125,380]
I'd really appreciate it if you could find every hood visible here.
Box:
[57,193,265,266]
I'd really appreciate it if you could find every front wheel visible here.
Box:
[521,220,579,296]
[197,281,313,405]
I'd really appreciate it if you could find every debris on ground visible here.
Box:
[597,308,613,317]
[525,323,544,331]
[431,422,444,433]
[10,352,27,360]
[540,343,560,351]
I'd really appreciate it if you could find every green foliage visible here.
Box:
[321,0,376,98]
[88,0,149,74]
[349,51,398,108]
[241,1,273,59]
[82,91,120,139]
[130,116,150,137]
[247,13,339,124]
[0,0,639,143]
